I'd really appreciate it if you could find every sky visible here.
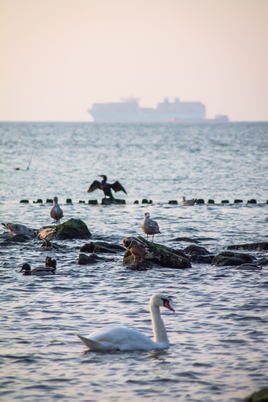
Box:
[0,0,268,122]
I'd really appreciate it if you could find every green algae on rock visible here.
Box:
[122,236,191,269]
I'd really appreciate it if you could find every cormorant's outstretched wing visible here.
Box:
[111,181,127,194]
[87,180,102,193]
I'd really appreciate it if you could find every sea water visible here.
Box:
[0,122,268,401]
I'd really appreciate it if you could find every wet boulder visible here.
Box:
[227,242,268,251]
[235,263,262,271]
[54,218,91,240]
[183,244,214,263]
[212,251,255,266]
[78,253,114,265]
[80,241,125,254]
[122,236,191,269]
[172,237,200,244]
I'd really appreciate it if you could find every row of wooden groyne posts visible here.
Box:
[18,198,267,205]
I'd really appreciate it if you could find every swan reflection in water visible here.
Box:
[76,294,174,352]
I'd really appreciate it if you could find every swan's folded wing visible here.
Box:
[93,326,157,351]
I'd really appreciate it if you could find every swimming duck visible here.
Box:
[50,196,63,222]
[141,212,160,243]
[2,223,36,237]
[87,175,127,200]
[45,256,57,269]
[123,237,149,262]
[19,262,56,276]
[76,293,174,351]
[181,196,197,206]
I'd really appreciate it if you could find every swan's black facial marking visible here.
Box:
[161,298,175,312]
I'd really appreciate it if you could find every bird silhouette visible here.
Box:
[87,175,127,200]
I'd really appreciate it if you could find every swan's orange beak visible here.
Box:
[164,300,175,312]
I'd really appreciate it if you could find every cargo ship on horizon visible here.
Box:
[88,97,229,123]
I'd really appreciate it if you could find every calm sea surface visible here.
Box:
[0,122,268,401]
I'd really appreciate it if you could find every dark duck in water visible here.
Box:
[87,175,127,200]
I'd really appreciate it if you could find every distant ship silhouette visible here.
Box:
[88,97,229,123]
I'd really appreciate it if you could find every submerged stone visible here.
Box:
[80,241,125,253]
[183,244,214,263]
[78,253,114,265]
[101,198,126,205]
[227,242,268,251]
[212,251,255,266]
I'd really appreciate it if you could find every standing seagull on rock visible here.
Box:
[141,212,160,243]
[50,196,63,222]
[87,175,127,200]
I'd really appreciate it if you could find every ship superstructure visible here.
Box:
[88,97,206,122]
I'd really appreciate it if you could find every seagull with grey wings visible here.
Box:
[141,212,161,243]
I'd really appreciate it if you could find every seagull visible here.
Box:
[181,196,197,206]
[141,212,160,243]
[123,237,149,262]
[76,293,174,351]
[87,175,127,200]
[2,223,36,237]
[19,262,56,276]
[50,196,63,222]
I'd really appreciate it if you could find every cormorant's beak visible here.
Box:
[164,300,175,312]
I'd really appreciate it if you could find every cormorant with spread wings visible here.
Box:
[87,175,127,199]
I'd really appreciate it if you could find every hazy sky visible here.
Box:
[1,0,267,121]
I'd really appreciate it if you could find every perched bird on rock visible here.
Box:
[181,196,197,206]
[37,227,57,247]
[19,262,56,276]
[2,223,36,237]
[141,212,160,243]
[87,175,127,200]
[50,196,63,222]
[123,237,149,262]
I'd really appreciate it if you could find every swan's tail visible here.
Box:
[76,333,100,350]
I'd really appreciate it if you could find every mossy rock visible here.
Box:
[122,236,191,269]
[244,387,268,402]
[55,218,91,240]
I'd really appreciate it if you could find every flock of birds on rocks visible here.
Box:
[2,176,165,276]
[2,174,176,351]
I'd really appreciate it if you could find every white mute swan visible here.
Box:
[76,293,174,351]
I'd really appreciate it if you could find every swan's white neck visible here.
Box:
[150,304,169,344]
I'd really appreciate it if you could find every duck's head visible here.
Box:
[19,263,31,274]
[150,293,175,311]
[99,175,107,181]
[122,238,131,249]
